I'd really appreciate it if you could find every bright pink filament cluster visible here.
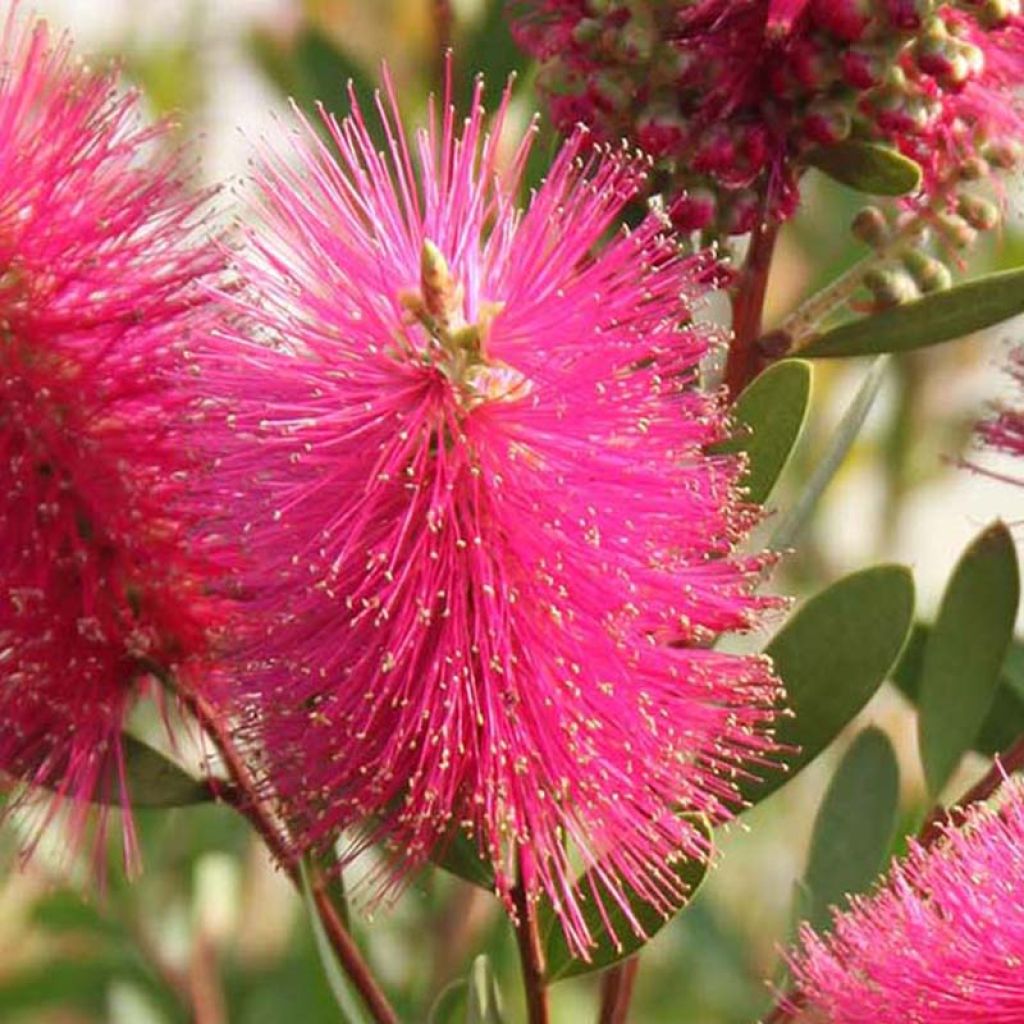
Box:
[510,0,1024,234]
[981,349,1024,465]
[198,76,781,951]
[788,783,1024,1023]
[0,12,221,860]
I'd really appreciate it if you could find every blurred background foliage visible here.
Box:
[5,1,1024,1021]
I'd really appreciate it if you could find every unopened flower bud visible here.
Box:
[957,155,990,181]
[863,265,921,308]
[957,193,1000,231]
[636,103,687,157]
[901,248,952,293]
[935,211,978,249]
[852,205,890,248]
[982,138,1024,170]
[841,47,886,88]
[804,101,853,145]
[976,0,1022,29]
[671,189,717,232]
[811,0,878,42]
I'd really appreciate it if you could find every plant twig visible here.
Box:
[182,691,399,1024]
[598,958,640,1024]
[918,732,1024,848]
[512,869,550,1024]
[725,216,780,398]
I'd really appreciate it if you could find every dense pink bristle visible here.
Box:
[787,782,1024,1023]
[0,9,224,866]
[197,71,782,955]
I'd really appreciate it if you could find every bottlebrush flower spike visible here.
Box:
[509,0,1024,236]
[0,11,222,865]
[197,72,782,955]
[785,781,1024,1023]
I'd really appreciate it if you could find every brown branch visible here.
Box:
[918,732,1024,848]
[182,690,399,1024]
[512,872,550,1024]
[724,216,780,399]
[598,958,640,1024]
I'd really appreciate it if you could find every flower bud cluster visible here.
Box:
[848,134,1011,310]
[511,0,1024,236]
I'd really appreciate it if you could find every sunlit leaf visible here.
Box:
[802,727,899,932]
[806,141,922,196]
[740,566,915,808]
[717,359,812,504]
[917,522,1020,798]
[800,267,1024,358]
[544,817,712,982]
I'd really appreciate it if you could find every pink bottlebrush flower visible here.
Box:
[509,0,1024,235]
[785,782,1024,1024]
[0,11,223,863]
[978,347,1024,472]
[196,73,782,955]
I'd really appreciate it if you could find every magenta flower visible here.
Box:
[786,783,1024,1023]
[0,12,223,861]
[509,1,1024,234]
[197,77,781,952]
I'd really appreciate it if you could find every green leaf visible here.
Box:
[740,566,915,808]
[918,522,1020,798]
[893,629,1024,758]
[457,0,530,110]
[466,955,506,1024]
[806,141,923,197]
[120,736,214,808]
[717,359,812,504]
[800,266,1024,358]
[768,356,887,551]
[544,817,712,982]
[249,27,385,147]
[432,829,495,890]
[802,727,899,932]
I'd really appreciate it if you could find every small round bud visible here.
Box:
[901,249,953,293]
[935,211,978,249]
[811,0,877,42]
[957,193,1001,231]
[803,101,853,145]
[957,156,990,182]
[982,138,1024,171]
[670,189,717,232]
[863,265,921,308]
[976,0,1022,29]
[851,205,890,248]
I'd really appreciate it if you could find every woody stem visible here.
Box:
[725,216,780,399]
[182,691,399,1024]
[512,868,550,1024]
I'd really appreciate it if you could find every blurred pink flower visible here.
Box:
[509,0,1024,234]
[0,11,223,864]
[197,75,781,952]
[787,782,1024,1023]
[979,348,1024,474]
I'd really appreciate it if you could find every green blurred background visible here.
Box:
[5,2,1024,1021]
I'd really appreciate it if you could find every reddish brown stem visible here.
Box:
[724,217,780,400]
[598,958,640,1024]
[918,732,1024,848]
[512,877,550,1024]
[762,990,807,1024]
[183,691,399,1024]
